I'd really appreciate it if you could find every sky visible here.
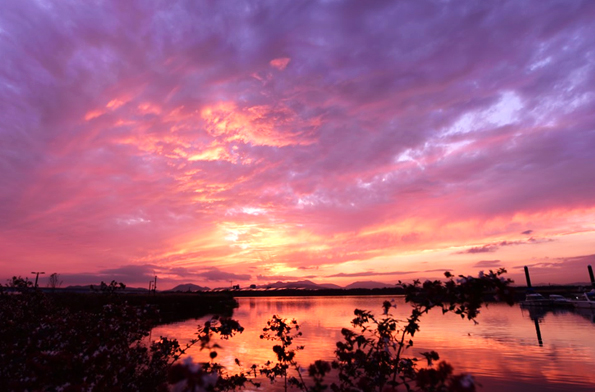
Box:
[1,0,595,290]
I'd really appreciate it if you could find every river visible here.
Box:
[152,296,595,391]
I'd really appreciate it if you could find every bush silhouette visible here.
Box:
[0,269,513,391]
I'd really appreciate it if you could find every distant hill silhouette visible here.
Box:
[258,280,396,290]
[263,280,342,290]
[64,285,94,290]
[344,281,395,289]
[61,280,402,292]
[168,283,210,292]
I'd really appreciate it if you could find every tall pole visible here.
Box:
[524,266,532,288]
[534,319,543,346]
[154,276,157,294]
[588,265,595,288]
[31,272,45,288]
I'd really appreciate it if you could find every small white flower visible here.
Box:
[183,356,201,374]
[202,372,218,387]
[459,374,475,388]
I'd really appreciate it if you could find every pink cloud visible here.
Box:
[270,57,291,70]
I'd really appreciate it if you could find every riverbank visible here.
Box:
[45,291,239,324]
[25,283,594,322]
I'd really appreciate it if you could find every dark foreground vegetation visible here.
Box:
[228,284,589,302]
[49,291,239,324]
[1,270,513,392]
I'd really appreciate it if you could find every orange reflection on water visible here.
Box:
[152,296,595,391]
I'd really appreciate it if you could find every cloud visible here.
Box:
[516,254,595,271]
[459,245,499,254]
[505,254,595,285]
[59,264,161,287]
[423,269,454,273]
[456,238,554,254]
[256,274,318,281]
[298,265,319,270]
[56,264,251,288]
[472,260,503,268]
[197,269,251,282]
[270,57,291,70]
[165,266,252,282]
[326,270,419,278]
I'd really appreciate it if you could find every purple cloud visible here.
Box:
[457,238,554,254]
[256,274,318,281]
[326,270,419,278]
[511,254,595,284]
[197,269,251,282]
[473,260,503,268]
[460,245,500,254]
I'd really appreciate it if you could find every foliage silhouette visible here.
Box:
[259,315,307,390]
[5,275,33,291]
[0,269,513,391]
[47,273,63,289]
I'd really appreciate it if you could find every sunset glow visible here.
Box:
[1,1,595,288]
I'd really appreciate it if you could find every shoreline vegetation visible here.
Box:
[223,285,588,301]
[48,291,240,325]
[2,282,588,332]
[2,270,517,391]
[13,282,591,299]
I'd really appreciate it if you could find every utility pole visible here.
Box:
[523,266,532,288]
[31,271,45,288]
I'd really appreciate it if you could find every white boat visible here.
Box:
[570,291,595,309]
[520,293,552,307]
[549,294,573,307]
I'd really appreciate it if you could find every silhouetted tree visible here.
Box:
[47,273,62,289]
[6,276,33,291]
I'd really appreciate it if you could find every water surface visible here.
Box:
[153,296,595,391]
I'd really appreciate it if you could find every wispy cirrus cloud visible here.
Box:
[472,260,503,268]
[511,254,595,284]
[256,274,318,282]
[456,238,555,254]
[326,270,419,278]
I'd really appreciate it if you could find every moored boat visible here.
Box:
[570,291,595,309]
[520,293,552,307]
[548,294,573,307]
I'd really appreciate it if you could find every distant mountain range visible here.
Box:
[168,283,211,292]
[165,280,396,291]
[262,280,342,290]
[257,280,395,290]
[61,280,593,292]
[61,280,398,292]
[344,281,395,289]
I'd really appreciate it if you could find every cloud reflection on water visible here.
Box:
[153,296,595,391]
